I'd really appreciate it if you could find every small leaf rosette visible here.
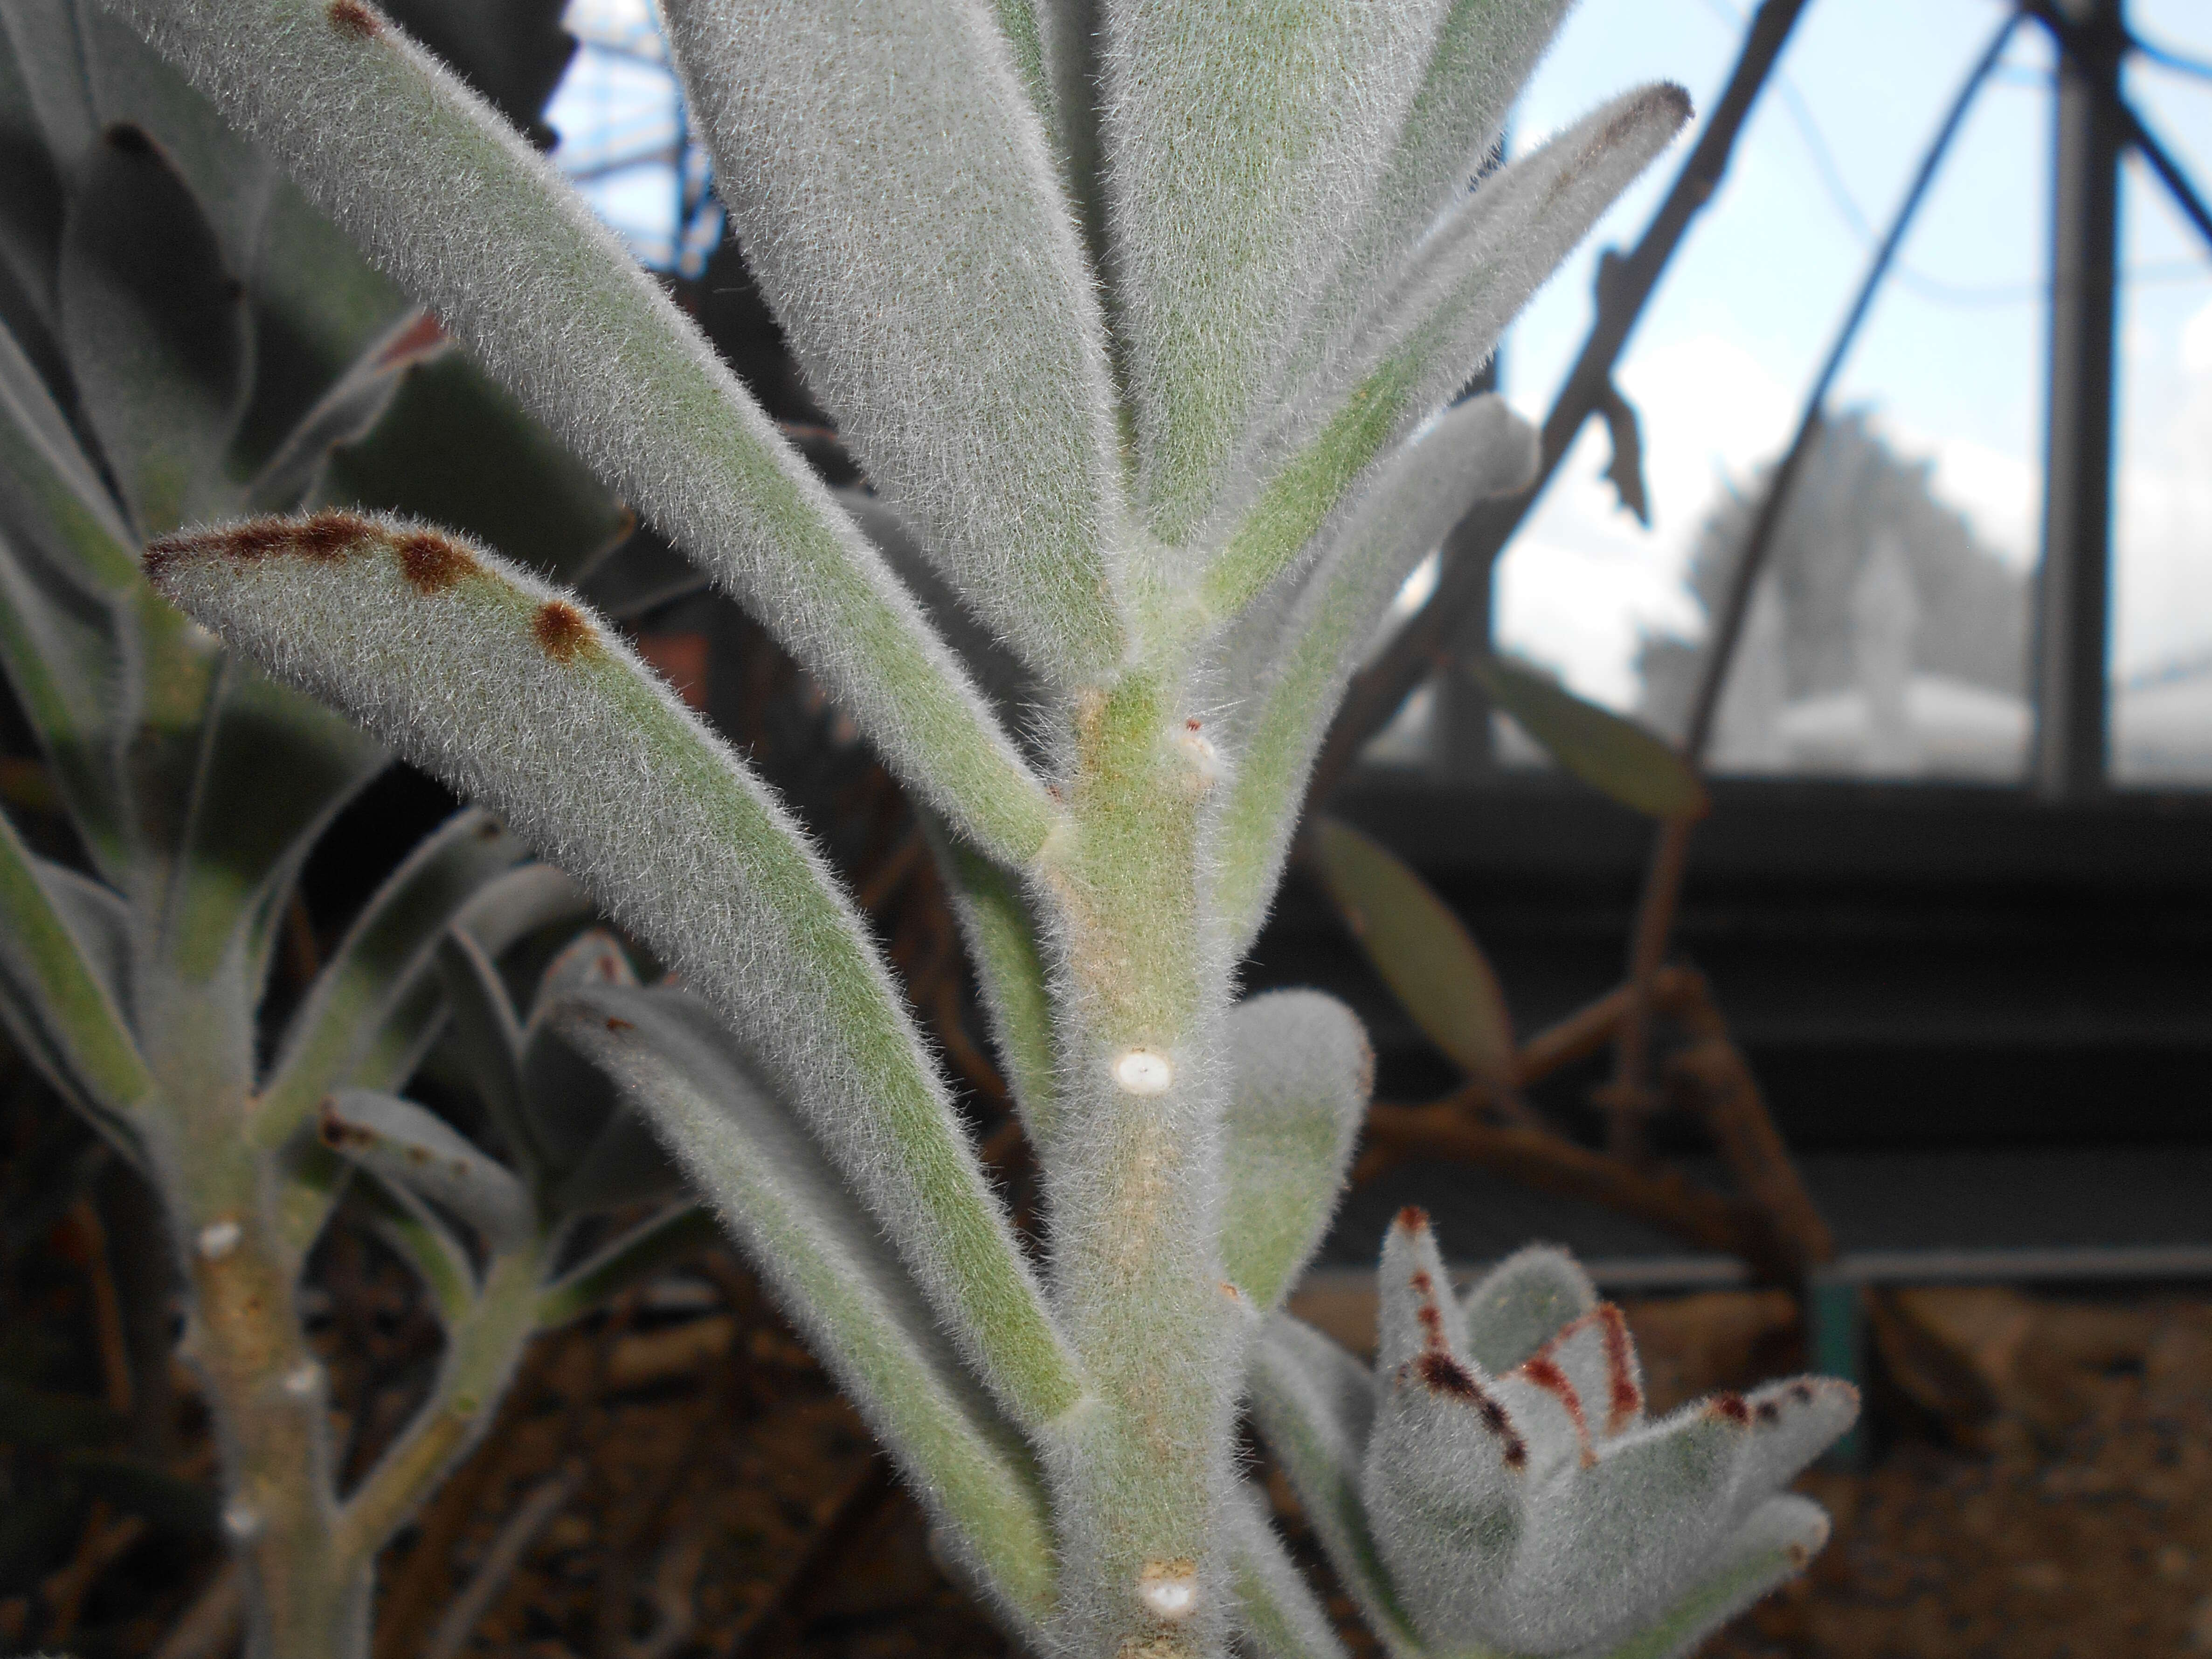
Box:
[1258,1210,1858,1659]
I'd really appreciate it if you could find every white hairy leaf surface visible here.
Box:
[1374,1206,1458,1376]
[1221,990,1371,1310]
[1458,1243,1600,1376]
[664,0,1128,684]
[1277,85,1690,481]
[0,804,152,1125]
[147,511,1084,1431]
[108,0,1056,865]
[1248,1313,1416,1653]
[1226,1481,1351,1659]
[558,983,1059,1624]
[256,809,531,1148]
[1215,396,1536,954]
[319,1087,533,1249]
[1102,0,1451,546]
[1576,1495,1829,1659]
[1735,1376,1859,1511]
[1286,0,1572,404]
[1219,84,1687,605]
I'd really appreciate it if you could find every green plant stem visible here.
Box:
[1036,671,1242,1657]
[339,1232,553,1562]
[165,1061,364,1659]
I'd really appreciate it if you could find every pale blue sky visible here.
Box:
[1489,0,2212,706]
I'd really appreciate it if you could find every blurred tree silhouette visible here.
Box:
[1638,408,2029,742]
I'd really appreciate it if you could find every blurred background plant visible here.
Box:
[0,3,719,1650]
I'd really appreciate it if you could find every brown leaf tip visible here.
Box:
[533,600,596,663]
[393,529,476,594]
[328,0,382,38]
[1395,1205,1430,1234]
[1709,1392,1750,1427]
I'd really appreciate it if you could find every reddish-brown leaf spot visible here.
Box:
[1787,1381,1814,1406]
[328,0,381,38]
[1396,1205,1430,1233]
[1595,1303,1642,1431]
[1415,1350,1482,1402]
[1755,1400,1781,1424]
[533,599,596,662]
[315,1101,374,1151]
[294,511,374,561]
[1415,1354,1534,1467]
[1520,1354,1593,1463]
[605,1017,634,1034]
[394,530,475,594]
[1709,1392,1750,1427]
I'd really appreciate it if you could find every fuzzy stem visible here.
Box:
[1033,672,1244,1658]
[160,1023,364,1659]
[337,1232,551,1562]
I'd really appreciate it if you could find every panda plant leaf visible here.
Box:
[89,1,1860,1656]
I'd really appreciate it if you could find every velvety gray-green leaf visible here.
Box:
[1101,0,1449,545]
[0,801,152,1119]
[110,0,1056,865]
[149,512,1081,1430]
[1214,396,1537,957]
[320,1086,532,1249]
[1228,1481,1350,1659]
[1472,656,1708,820]
[1310,817,1514,1087]
[935,829,1058,1146]
[664,0,1127,682]
[558,985,1060,1623]
[1223,991,1369,1310]
[256,808,531,1147]
[58,121,251,535]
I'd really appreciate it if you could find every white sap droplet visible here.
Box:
[1139,1570,1198,1620]
[197,1220,242,1261]
[1112,1050,1173,1096]
[282,1362,321,1399]
[221,1501,263,1541]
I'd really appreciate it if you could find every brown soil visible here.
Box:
[7,1241,2207,1658]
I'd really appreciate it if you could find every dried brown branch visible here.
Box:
[1357,1106,1751,1261]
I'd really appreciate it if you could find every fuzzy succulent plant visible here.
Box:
[1254,1211,1857,1659]
[80,0,1857,1655]
[0,7,707,1655]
